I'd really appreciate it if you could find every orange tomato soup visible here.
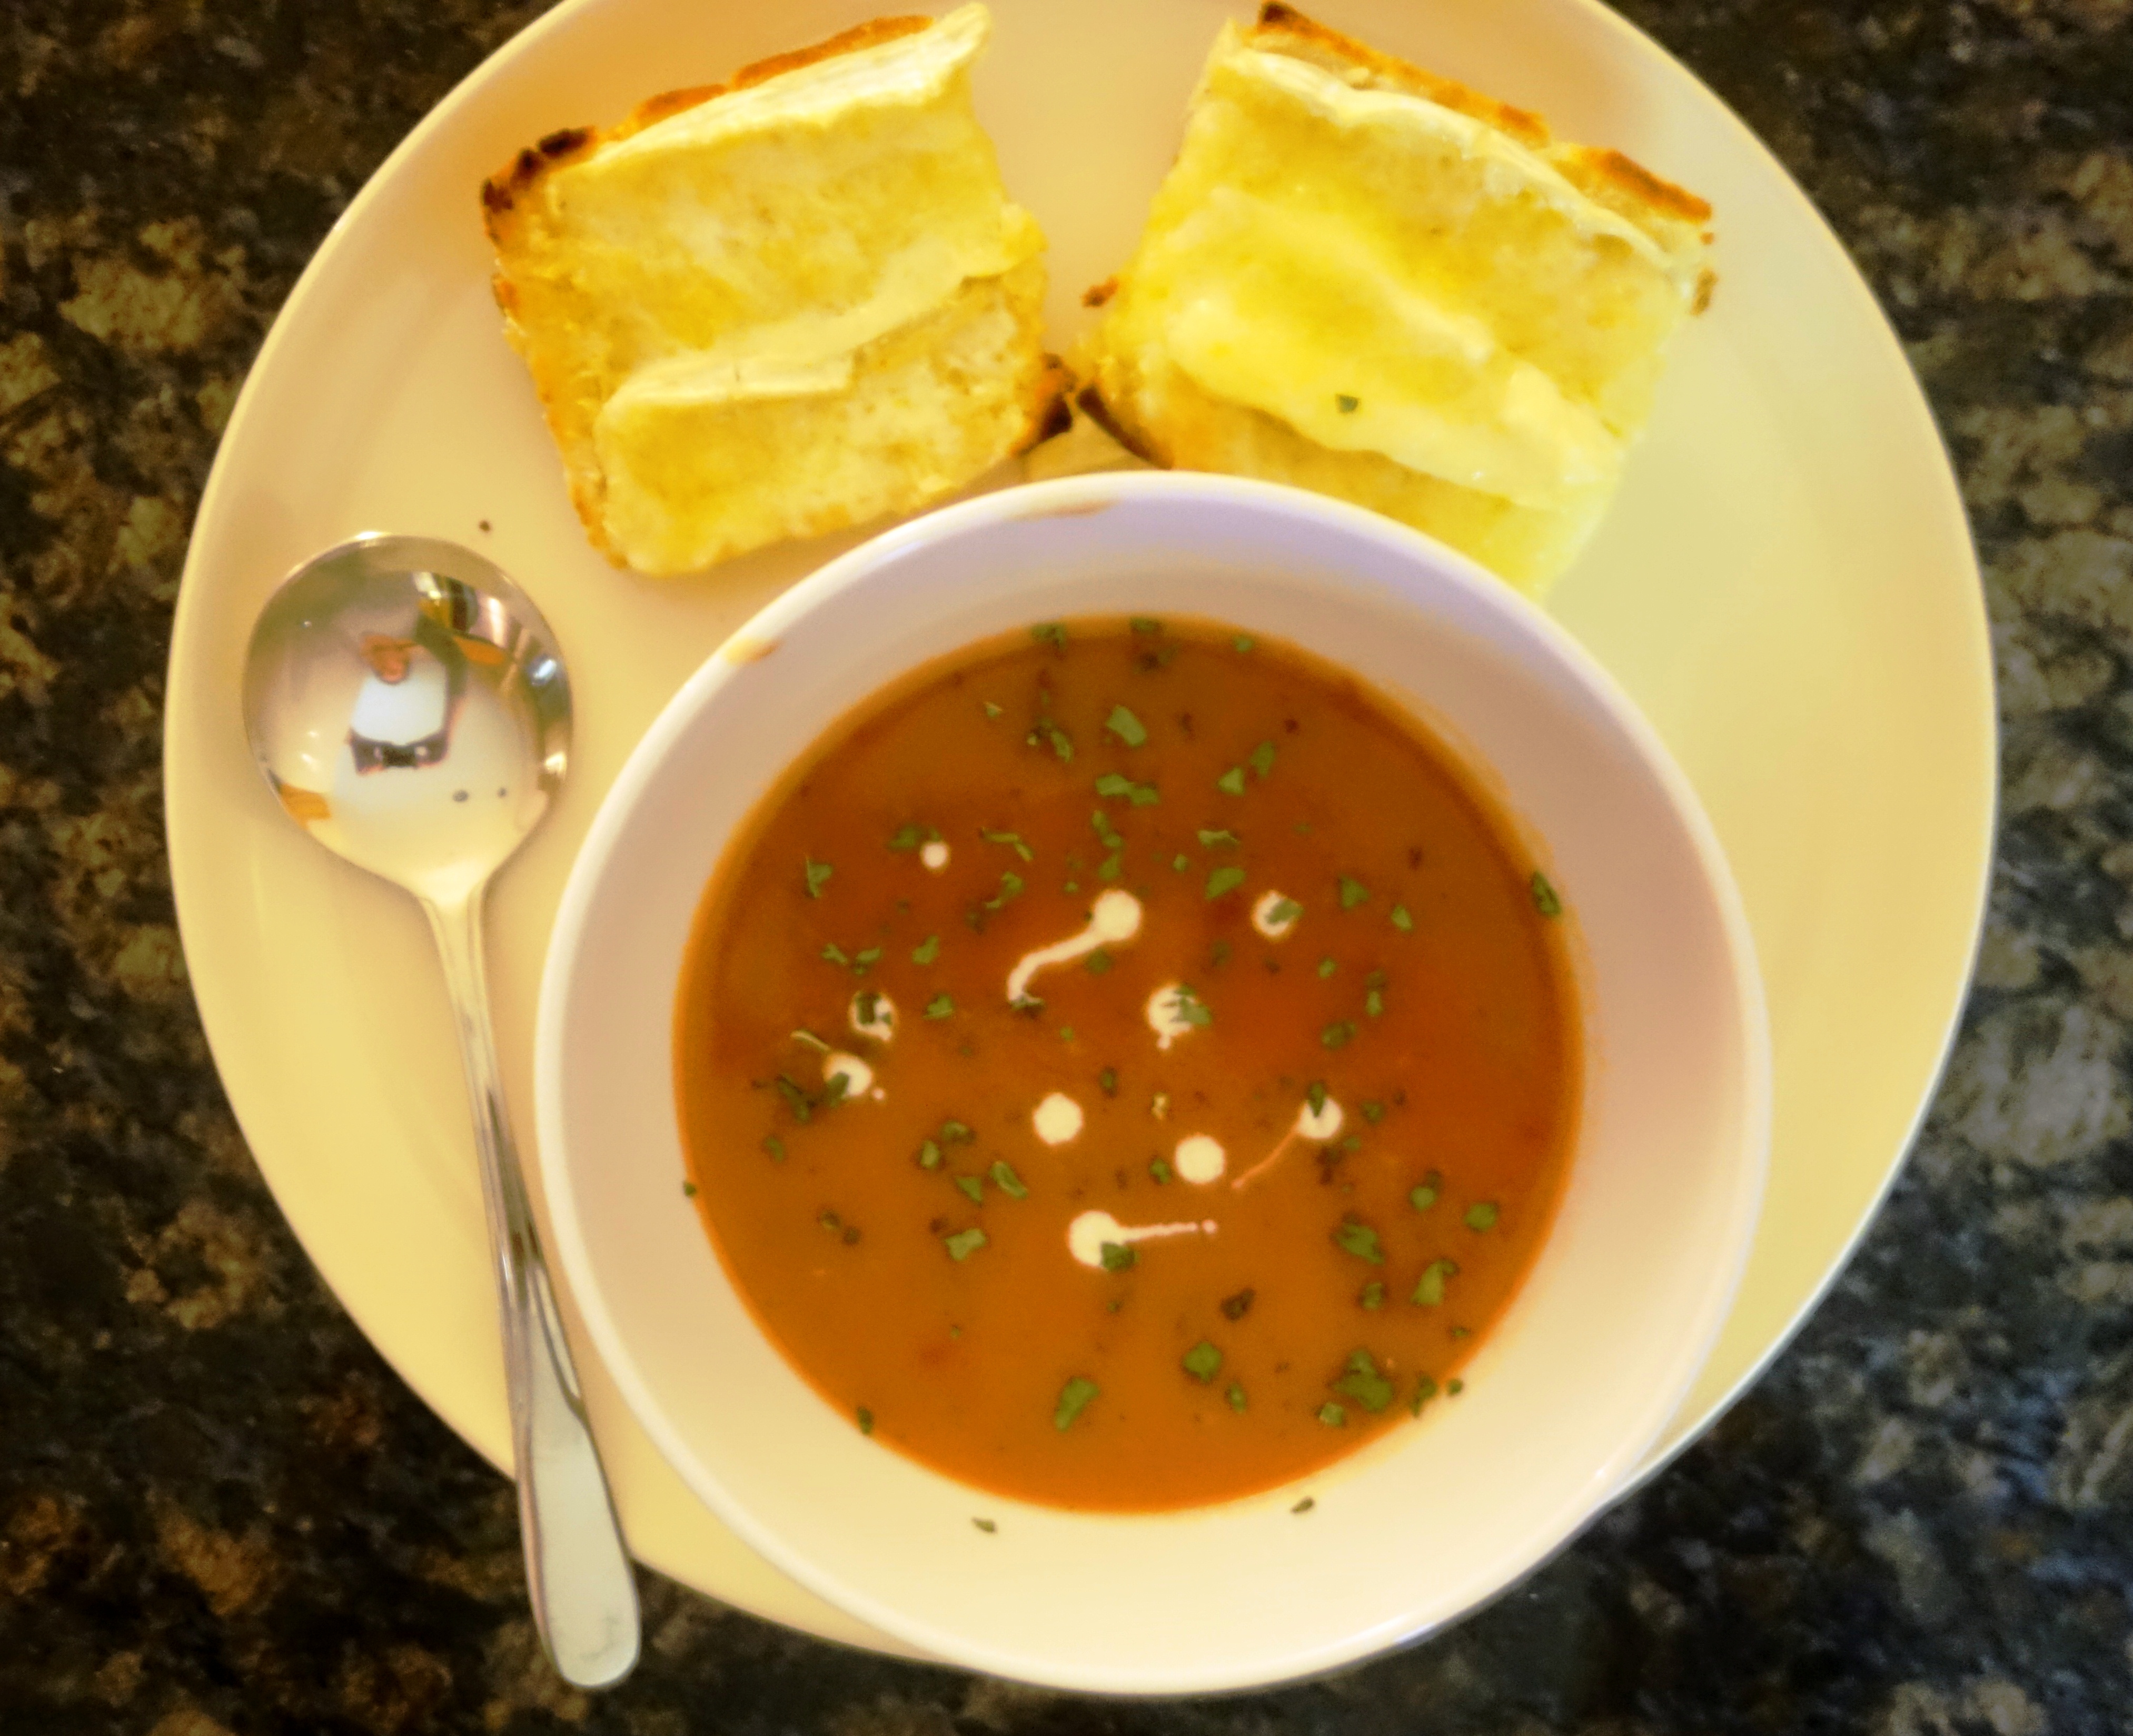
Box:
[675,618,1578,1511]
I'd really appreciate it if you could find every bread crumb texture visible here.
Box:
[1084,4,1714,595]
[484,5,1055,574]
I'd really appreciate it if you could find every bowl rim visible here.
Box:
[534,469,1773,1692]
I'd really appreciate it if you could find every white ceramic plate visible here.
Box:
[164,0,1993,1665]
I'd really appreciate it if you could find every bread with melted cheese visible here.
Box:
[483,6,1063,575]
[1079,4,1714,594]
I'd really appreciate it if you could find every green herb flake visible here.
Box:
[761,1135,786,1162]
[1336,393,1360,413]
[1031,622,1068,649]
[1248,740,1276,779]
[1267,896,1303,927]
[1531,871,1564,918]
[955,1175,985,1205]
[1054,1375,1100,1430]
[1099,1241,1136,1272]
[1365,988,1385,1019]
[1194,830,1236,852]
[1333,1218,1385,1265]
[918,1138,943,1170]
[803,857,833,899]
[1292,1496,1316,1514]
[1048,726,1074,762]
[821,942,850,966]
[984,871,1025,910]
[1098,850,1124,881]
[857,1406,874,1435]
[944,1227,988,1261]
[925,993,955,1020]
[887,825,922,852]
[1206,865,1246,900]
[1333,1347,1396,1413]
[973,1516,997,1533]
[1360,1280,1385,1310]
[1105,704,1149,748]
[1317,1403,1348,1428]
[1234,634,1256,653]
[1130,616,1163,636]
[1181,1340,1223,1383]
[1059,1026,1075,1044]
[854,990,882,1029]
[1227,1382,1248,1413]
[1099,1067,1119,1098]
[1391,904,1414,933]
[1128,783,1160,808]
[912,934,941,965]
[990,1160,1029,1199]
[1410,1374,1440,1416]
[1338,875,1370,910]
[1307,1080,1328,1115]
[1411,1257,1459,1307]
[1322,1020,1357,1049]
[1086,948,1114,976]
[1410,1172,1442,1212]
[1216,766,1247,796]
[1211,939,1232,967]
[1448,1378,1465,1396]
[682,1180,698,1198]
[1317,956,1336,979]
[774,1075,813,1123]
[1148,1157,1172,1184]
[1173,854,1192,872]
[1174,984,1213,1028]
[1219,1287,1255,1321]
[983,700,1003,719]
[1341,1133,1362,1153]
[1465,1201,1501,1232]
[940,1119,975,1145]
[852,946,881,974]
[1094,772,1159,807]
[981,828,1035,862]
[1090,810,1124,847]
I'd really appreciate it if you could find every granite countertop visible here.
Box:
[3,0,2130,1729]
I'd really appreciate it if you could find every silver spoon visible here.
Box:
[241,533,639,1688]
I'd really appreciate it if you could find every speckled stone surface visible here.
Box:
[2,0,2130,1730]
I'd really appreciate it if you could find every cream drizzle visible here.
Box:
[1252,890,1301,939]
[1174,1134,1227,1185]
[1033,1092,1084,1146]
[848,990,896,1041]
[1004,889,1142,1003]
[920,839,950,872]
[1145,983,1201,1050]
[822,1051,881,1103]
[1232,1094,1345,1189]
[1066,1209,1217,1270]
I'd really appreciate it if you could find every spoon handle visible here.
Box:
[425,891,641,1689]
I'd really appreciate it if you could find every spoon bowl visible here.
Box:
[242,533,639,1689]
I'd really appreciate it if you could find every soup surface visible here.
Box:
[676,618,1578,1511]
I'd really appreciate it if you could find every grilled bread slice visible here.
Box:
[483,5,1061,574]
[1080,4,1713,594]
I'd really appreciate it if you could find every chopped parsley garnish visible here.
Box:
[1211,939,1232,967]
[761,1135,786,1162]
[1317,1403,1347,1428]
[1465,1201,1500,1232]
[1336,393,1360,412]
[1099,1241,1136,1272]
[803,857,833,899]
[1215,766,1247,796]
[1411,1257,1459,1307]
[887,824,930,852]
[1054,1376,1100,1430]
[820,1072,851,1110]
[918,1139,943,1170]
[973,1517,997,1533]
[1086,948,1114,975]
[1266,895,1303,926]
[1448,1378,1465,1395]
[1105,705,1149,748]
[1531,871,1563,917]
[1148,1157,1172,1183]
[1332,1348,1395,1413]
[1219,1287,1255,1320]
[854,989,882,1027]
[944,1227,987,1261]
[990,1160,1029,1199]
[1093,772,1159,806]
[1027,722,1074,761]
[1333,1218,1384,1264]
[1365,988,1385,1019]
[1410,1374,1440,1415]
[1227,1382,1248,1413]
[1341,1133,1362,1152]
[955,1176,984,1207]
[980,828,1035,861]
[1098,1067,1118,1097]
[682,1180,698,1198]
[1410,1172,1442,1211]
[912,934,941,965]
[1391,904,1414,933]
[1362,1100,1386,1125]
[1030,622,1067,649]
[1306,1080,1328,1116]
[1173,984,1213,1028]
[1292,1496,1316,1514]
[1181,1340,1223,1383]
[1098,850,1124,881]
[1248,740,1276,779]
[1360,1281,1385,1310]
[983,701,1002,719]
[1197,829,1241,849]
[1090,809,1124,847]
[1317,957,1336,979]
[1322,1020,1357,1049]
[1337,875,1370,910]
[940,1120,975,1144]
[925,993,955,1020]
[774,1075,813,1123]
[1206,865,1246,900]
[857,1406,874,1435]
[852,946,881,975]
[983,871,1025,910]
[1130,617,1163,636]
[1234,634,1256,653]
[821,942,849,966]
[1173,854,1192,872]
